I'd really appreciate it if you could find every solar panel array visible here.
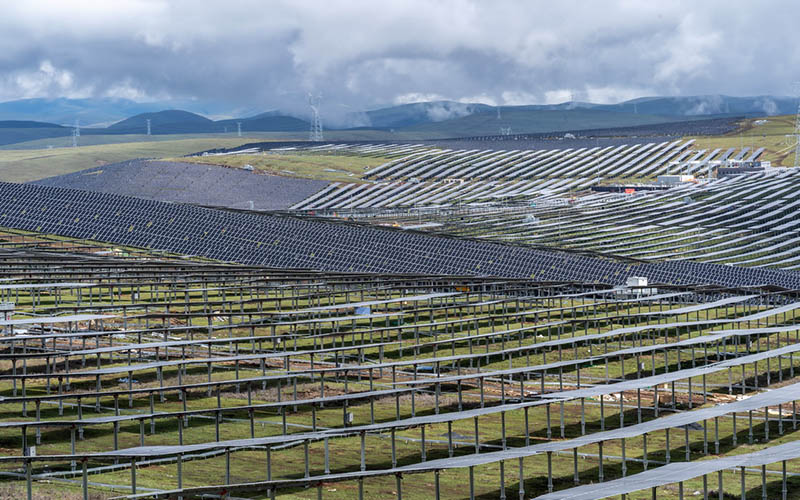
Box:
[33,160,329,211]
[1,237,800,500]
[290,140,765,210]
[4,181,800,288]
[352,167,800,270]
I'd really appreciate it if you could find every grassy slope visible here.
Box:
[0,129,453,149]
[1,108,724,149]
[1,114,791,185]
[0,137,266,182]
[0,133,257,150]
[403,109,682,136]
[687,114,797,166]
[0,127,71,147]
[171,152,393,183]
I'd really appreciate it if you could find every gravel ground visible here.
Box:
[31,159,329,210]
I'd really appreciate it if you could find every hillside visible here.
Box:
[401,107,688,137]
[0,120,71,146]
[362,101,493,128]
[33,159,330,210]
[356,95,796,130]
[106,110,310,135]
[217,112,309,132]
[107,109,215,134]
[687,114,799,166]
[0,97,240,126]
[0,120,65,129]
[0,137,259,182]
[0,94,793,148]
[599,95,796,116]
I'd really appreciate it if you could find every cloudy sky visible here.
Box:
[0,0,797,117]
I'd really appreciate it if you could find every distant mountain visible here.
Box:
[592,95,796,117]
[0,120,71,146]
[0,98,170,127]
[344,95,796,136]
[0,94,795,147]
[217,112,309,132]
[103,109,310,134]
[400,108,689,137]
[361,101,494,129]
[0,97,241,127]
[107,110,215,134]
[0,120,65,129]
[357,95,795,130]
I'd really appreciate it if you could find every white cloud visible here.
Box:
[652,13,721,89]
[393,93,447,105]
[457,94,497,106]
[584,86,650,105]
[103,80,164,101]
[542,90,572,105]
[0,0,796,111]
[0,60,93,101]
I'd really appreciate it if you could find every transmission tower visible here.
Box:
[794,82,800,167]
[308,93,324,142]
[237,122,242,137]
[146,119,151,136]
[71,128,78,148]
[74,119,80,137]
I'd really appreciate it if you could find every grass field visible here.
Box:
[171,152,394,183]
[0,133,269,151]
[0,137,264,182]
[688,114,797,166]
[2,114,790,186]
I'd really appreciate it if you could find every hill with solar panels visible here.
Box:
[2,104,800,499]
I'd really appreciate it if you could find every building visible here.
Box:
[718,160,771,177]
[657,174,695,185]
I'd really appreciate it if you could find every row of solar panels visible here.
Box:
[371,168,800,270]
[4,181,800,289]
[364,140,707,181]
[292,142,762,210]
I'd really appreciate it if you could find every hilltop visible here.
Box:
[0,94,795,148]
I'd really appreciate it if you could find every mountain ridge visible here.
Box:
[0,94,793,147]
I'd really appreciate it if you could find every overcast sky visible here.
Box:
[1,0,797,117]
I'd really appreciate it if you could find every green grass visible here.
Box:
[688,114,798,167]
[0,138,264,182]
[171,152,394,183]
[0,133,267,150]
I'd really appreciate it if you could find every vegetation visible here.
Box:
[0,137,263,182]
[688,114,797,166]
[405,108,684,136]
[170,152,395,183]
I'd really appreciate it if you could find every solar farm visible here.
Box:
[4,122,800,499]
